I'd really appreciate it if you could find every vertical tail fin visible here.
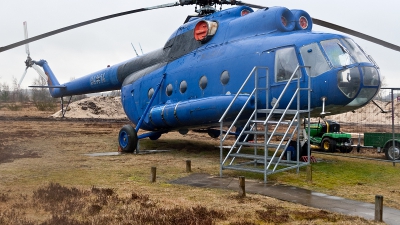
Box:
[32,59,64,98]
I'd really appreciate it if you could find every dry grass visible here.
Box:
[0,106,386,224]
[0,182,376,225]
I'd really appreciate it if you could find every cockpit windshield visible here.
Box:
[341,38,371,63]
[321,39,354,67]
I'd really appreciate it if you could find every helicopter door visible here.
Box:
[299,43,331,105]
[269,46,304,109]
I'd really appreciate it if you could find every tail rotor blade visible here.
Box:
[23,21,30,56]
[18,67,29,88]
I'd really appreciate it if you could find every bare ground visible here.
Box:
[0,104,386,224]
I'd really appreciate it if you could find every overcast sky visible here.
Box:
[1,0,399,89]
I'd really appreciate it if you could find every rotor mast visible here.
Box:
[178,0,238,15]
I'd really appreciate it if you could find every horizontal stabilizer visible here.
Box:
[28,85,66,88]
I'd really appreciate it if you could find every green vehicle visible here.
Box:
[306,119,353,153]
[364,133,400,160]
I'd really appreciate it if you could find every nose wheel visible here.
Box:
[118,124,138,153]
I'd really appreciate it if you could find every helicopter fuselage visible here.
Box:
[39,5,381,133]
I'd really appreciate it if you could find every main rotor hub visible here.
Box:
[179,0,238,15]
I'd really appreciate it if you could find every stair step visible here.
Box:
[227,153,297,164]
[270,132,286,136]
[243,130,286,136]
[242,130,285,137]
[236,142,265,147]
[236,142,287,149]
[257,109,310,114]
[229,153,266,160]
[243,130,265,135]
[249,120,298,126]
[222,165,272,174]
[267,143,287,149]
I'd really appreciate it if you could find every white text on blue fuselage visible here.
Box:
[90,74,106,86]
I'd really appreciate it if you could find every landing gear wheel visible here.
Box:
[118,124,138,153]
[339,146,353,153]
[207,129,220,138]
[149,133,161,141]
[385,142,400,160]
[345,147,353,153]
[321,137,336,152]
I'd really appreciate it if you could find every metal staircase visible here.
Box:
[219,65,311,183]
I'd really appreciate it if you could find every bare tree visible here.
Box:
[31,76,57,111]
[0,82,10,102]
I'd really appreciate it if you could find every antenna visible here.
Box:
[139,43,144,55]
[131,43,139,57]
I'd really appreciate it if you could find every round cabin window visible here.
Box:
[220,71,230,85]
[166,84,173,96]
[147,88,154,99]
[180,80,187,93]
[199,75,208,90]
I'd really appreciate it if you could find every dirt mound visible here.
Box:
[326,100,399,125]
[52,96,399,126]
[52,96,127,119]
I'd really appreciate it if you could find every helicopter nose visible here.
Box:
[341,65,380,107]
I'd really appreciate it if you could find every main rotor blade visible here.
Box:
[0,2,179,53]
[236,1,265,9]
[23,21,30,56]
[240,1,400,52]
[312,18,400,52]
[18,67,29,88]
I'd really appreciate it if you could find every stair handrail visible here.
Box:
[221,89,256,143]
[263,87,301,149]
[266,111,299,171]
[263,65,301,126]
[219,66,268,170]
[219,66,268,142]
[218,66,257,123]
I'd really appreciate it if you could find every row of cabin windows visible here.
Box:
[147,46,307,100]
[148,39,373,100]
[147,70,231,99]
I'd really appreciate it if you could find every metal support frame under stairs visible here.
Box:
[219,65,312,183]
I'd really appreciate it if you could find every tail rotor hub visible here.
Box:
[24,56,33,68]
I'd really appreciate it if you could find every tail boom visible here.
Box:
[34,60,123,98]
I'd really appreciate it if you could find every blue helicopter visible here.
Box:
[1,1,398,153]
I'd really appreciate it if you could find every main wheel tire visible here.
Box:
[118,124,138,153]
[385,142,400,160]
[345,146,354,153]
[207,129,220,138]
[149,133,161,140]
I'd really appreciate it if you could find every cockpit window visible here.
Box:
[362,67,380,86]
[300,43,330,77]
[321,39,355,68]
[275,47,301,82]
[337,67,360,98]
[341,38,371,63]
